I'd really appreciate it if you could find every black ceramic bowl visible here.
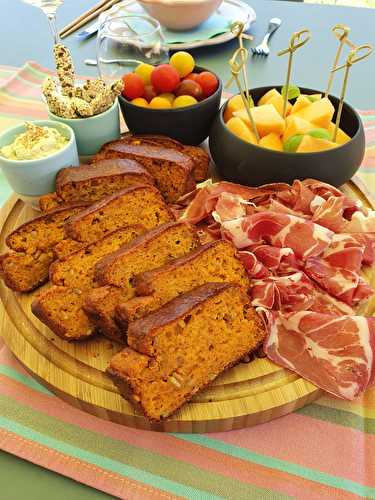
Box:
[119,67,222,146]
[209,86,365,187]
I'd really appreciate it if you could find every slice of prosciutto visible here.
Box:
[262,310,375,400]
[304,257,373,306]
[222,212,334,259]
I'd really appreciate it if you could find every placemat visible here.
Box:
[0,62,375,500]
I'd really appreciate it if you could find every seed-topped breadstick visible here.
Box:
[53,44,75,95]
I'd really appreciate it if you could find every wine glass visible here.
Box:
[22,0,63,44]
[96,14,169,81]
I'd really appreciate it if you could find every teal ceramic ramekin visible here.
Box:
[0,120,79,197]
[48,99,121,156]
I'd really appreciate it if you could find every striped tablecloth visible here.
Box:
[0,62,375,500]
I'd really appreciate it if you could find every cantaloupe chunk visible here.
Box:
[327,122,351,145]
[258,88,280,106]
[296,134,338,153]
[224,94,245,122]
[234,105,286,138]
[226,117,257,144]
[290,95,311,114]
[259,133,283,151]
[283,115,314,143]
[293,97,335,129]
[267,93,292,116]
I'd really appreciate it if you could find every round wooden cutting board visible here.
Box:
[1,177,374,433]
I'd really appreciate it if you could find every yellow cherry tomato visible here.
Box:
[130,97,149,107]
[169,51,195,78]
[149,97,172,109]
[158,93,175,104]
[173,95,198,108]
[134,63,154,85]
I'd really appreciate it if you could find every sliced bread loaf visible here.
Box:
[33,225,145,340]
[108,282,265,421]
[115,133,210,182]
[56,159,155,203]
[94,141,195,202]
[84,221,200,342]
[65,185,174,244]
[116,239,249,329]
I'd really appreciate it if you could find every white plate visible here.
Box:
[103,0,256,50]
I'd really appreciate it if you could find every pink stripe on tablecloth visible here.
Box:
[0,372,361,500]
[2,78,43,99]
[0,428,173,500]
[210,412,375,487]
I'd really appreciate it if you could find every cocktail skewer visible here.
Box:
[228,47,259,142]
[331,43,373,142]
[325,24,354,97]
[226,21,253,102]
[278,29,311,118]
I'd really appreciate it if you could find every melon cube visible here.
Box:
[327,122,351,145]
[294,97,335,129]
[290,95,311,114]
[283,115,314,143]
[259,133,283,151]
[296,134,338,153]
[235,104,286,137]
[267,93,292,116]
[224,94,245,122]
[258,88,280,106]
[226,117,257,144]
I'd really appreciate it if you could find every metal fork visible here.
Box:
[252,18,282,56]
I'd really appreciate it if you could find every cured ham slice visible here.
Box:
[251,272,315,312]
[251,245,299,274]
[348,233,375,265]
[305,257,373,306]
[181,180,290,224]
[323,234,365,272]
[262,310,375,400]
[222,212,333,259]
[312,196,346,233]
[212,192,248,223]
[237,251,270,279]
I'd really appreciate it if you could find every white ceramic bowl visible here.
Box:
[0,120,79,197]
[138,0,223,31]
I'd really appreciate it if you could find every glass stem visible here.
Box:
[47,13,60,44]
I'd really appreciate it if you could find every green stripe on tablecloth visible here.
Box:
[0,395,289,500]
[0,365,51,395]
[0,415,221,500]
[296,404,375,434]
[175,434,375,499]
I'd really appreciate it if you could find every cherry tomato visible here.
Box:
[175,80,203,101]
[122,73,145,100]
[149,97,172,109]
[134,63,154,85]
[196,71,218,97]
[183,72,200,83]
[173,95,198,108]
[151,64,180,93]
[131,97,148,107]
[169,51,195,78]
[143,85,158,103]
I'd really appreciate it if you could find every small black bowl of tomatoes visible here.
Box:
[118,51,222,146]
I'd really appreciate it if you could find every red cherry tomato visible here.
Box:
[151,64,180,93]
[122,73,145,100]
[175,80,203,101]
[143,85,158,103]
[196,71,218,97]
[183,72,200,83]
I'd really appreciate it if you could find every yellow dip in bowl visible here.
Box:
[0,122,68,161]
